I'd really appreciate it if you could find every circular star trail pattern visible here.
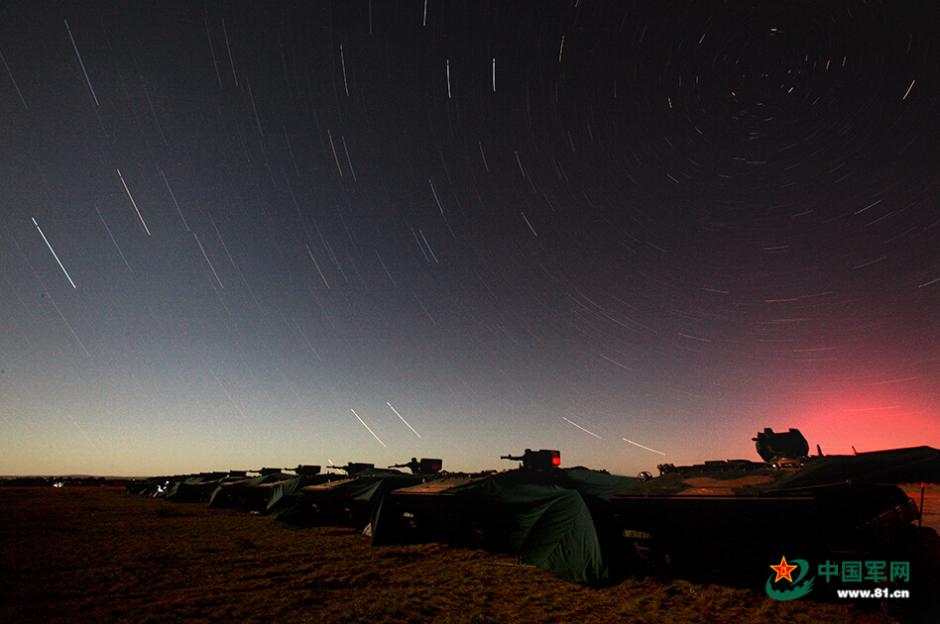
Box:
[0,1,938,476]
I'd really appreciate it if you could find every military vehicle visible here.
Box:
[247,465,325,511]
[138,429,937,591]
[609,428,940,574]
[371,436,940,583]
[165,472,229,502]
[207,468,297,510]
[264,465,355,521]
[294,459,444,528]
[373,450,640,583]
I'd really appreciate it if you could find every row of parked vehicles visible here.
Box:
[128,429,939,586]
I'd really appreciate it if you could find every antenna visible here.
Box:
[919,482,926,528]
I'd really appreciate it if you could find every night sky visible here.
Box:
[2,1,939,477]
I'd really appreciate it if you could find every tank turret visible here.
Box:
[500,449,561,471]
[390,457,444,475]
[753,428,809,463]
[343,462,375,475]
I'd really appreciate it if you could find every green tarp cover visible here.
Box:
[266,475,341,521]
[558,467,642,500]
[166,475,222,502]
[317,470,419,502]
[450,477,606,583]
[372,469,616,583]
[272,470,422,525]
[309,470,422,517]
[165,475,203,499]
[266,477,305,511]
[164,479,185,500]
[207,473,292,508]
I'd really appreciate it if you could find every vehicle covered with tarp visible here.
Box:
[165,472,228,503]
[290,467,427,527]
[207,469,295,510]
[373,451,640,584]
[263,466,343,520]
[126,477,166,496]
[268,459,444,526]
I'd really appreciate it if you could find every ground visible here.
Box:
[1,486,937,623]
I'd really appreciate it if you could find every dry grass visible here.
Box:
[0,487,933,623]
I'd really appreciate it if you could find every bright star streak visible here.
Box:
[116,169,151,236]
[351,408,386,447]
[387,402,421,438]
[31,217,76,289]
[64,19,99,107]
[622,437,666,456]
[562,416,602,439]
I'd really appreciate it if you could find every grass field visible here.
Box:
[1,486,937,623]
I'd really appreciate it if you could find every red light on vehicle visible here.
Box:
[551,455,561,466]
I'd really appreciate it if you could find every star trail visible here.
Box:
[0,1,938,477]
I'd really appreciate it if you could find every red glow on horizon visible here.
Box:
[787,386,940,454]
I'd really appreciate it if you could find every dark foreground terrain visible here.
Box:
[1,487,937,623]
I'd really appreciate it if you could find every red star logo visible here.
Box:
[769,555,799,583]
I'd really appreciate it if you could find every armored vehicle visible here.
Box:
[273,459,444,527]
[373,450,639,583]
[609,428,939,573]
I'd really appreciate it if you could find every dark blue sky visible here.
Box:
[1,1,938,476]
